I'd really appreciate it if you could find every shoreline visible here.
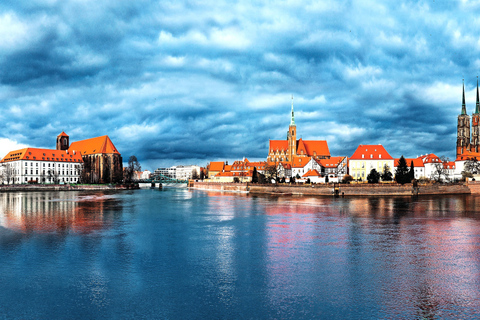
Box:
[189,181,478,196]
[0,184,139,192]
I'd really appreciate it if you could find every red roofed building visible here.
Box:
[207,161,225,178]
[65,133,123,183]
[394,158,425,180]
[0,147,83,184]
[349,145,394,181]
[268,97,330,164]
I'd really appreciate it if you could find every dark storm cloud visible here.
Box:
[1,0,479,169]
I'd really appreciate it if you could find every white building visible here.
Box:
[0,148,83,184]
[154,165,201,180]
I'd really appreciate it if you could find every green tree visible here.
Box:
[381,164,393,181]
[124,155,141,183]
[409,161,415,181]
[367,169,380,183]
[342,174,353,184]
[252,167,258,183]
[395,156,410,184]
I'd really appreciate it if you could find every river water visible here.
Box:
[1,188,480,319]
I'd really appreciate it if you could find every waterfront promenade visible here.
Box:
[190,181,477,196]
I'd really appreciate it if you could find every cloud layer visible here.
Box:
[1,0,480,169]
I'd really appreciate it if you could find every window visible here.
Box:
[362,154,364,159]
[379,155,382,159]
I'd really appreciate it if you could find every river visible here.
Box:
[1,189,480,319]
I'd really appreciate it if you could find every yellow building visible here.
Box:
[349,145,394,181]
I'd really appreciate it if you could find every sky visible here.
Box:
[1,0,480,171]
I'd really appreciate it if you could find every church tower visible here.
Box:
[471,77,480,152]
[56,132,70,151]
[287,95,297,162]
[457,80,470,156]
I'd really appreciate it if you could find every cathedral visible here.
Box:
[457,78,480,157]
[268,97,330,163]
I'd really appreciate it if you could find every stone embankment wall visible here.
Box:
[189,181,249,193]
[0,184,138,192]
[191,181,471,196]
[465,181,480,194]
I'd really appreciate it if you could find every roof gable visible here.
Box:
[302,140,330,157]
[269,140,288,152]
[350,144,393,160]
[209,161,225,172]
[69,135,120,156]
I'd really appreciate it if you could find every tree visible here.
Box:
[342,174,353,184]
[265,162,278,183]
[290,176,296,184]
[431,156,450,182]
[409,161,415,181]
[395,156,410,184]
[381,164,393,181]
[1,163,14,184]
[306,178,311,184]
[124,155,141,183]
[367,169,380,183]
[191,169,199,180]
[252,167,258,183]
[464,157,480,175]
[200,170,205,180]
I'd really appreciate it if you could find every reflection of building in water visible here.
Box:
[0,192,110,233]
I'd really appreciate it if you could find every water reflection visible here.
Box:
[0,191,121,234]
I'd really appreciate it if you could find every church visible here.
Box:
[456,78,480,158]
[56,132,123,183]
[268,97,330,164]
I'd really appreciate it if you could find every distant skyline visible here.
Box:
[1,0,479,171]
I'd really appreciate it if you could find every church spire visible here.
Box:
[476,76,479,114]
[290,95,295,126]
[462,79,467,115]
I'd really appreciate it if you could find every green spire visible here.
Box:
[462,79,467,115]
[290,95,295,126]
[476,76,479,114]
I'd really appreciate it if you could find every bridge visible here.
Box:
[137,174,188,188]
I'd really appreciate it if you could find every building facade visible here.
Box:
[0,148,83,184]
[457,79,480,156]
[349,145,394,181]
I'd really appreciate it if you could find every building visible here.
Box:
[66,133,123,184]
[0,147,83,184]
[268,97,330,163]
[457,79,480,157]
[154,165,201,180]
[154,167,177,179]
[394,157,425,180]
[349,145,394,181]
[207,162,225,178]
[318,156,348,181]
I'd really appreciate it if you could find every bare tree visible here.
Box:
[48,169,60,184]
[431,156,450,182]
[464,157,480,174]
[265,161,279,183]
[124,155,141,183]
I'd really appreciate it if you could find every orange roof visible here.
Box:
[1,148,83,163]
[350,144,393,160]
[303,169,321,177]
[57,131,69,137]
[302,140,330,157]
[208,161,225,172]
[297,139,307,155]
[444,161,455,169]
[394,158,424,167]
[224,165,232,172]
[419,153,441,164]
[318,156,346,167]
[269,140,288,152]
[69,135,120,155]
[291,156,310,168]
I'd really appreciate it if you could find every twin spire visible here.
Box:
[462,78,480,115]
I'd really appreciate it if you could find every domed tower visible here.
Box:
[56,132,69,151]
[457,80,470,157]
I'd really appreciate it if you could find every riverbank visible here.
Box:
[190,181,478,196]
[0,184,139,192]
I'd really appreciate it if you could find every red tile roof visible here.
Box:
[303,169,321,177]
[318,156,346,167]
[302,140,330,157]
[269,140,288,152]
[394,158,424,167]
[1,148,83,163]
[208,161,225,172]
[350,145,393,160]
[419,153,441,164]
[69,135,120,155]
[57,131,69,137]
